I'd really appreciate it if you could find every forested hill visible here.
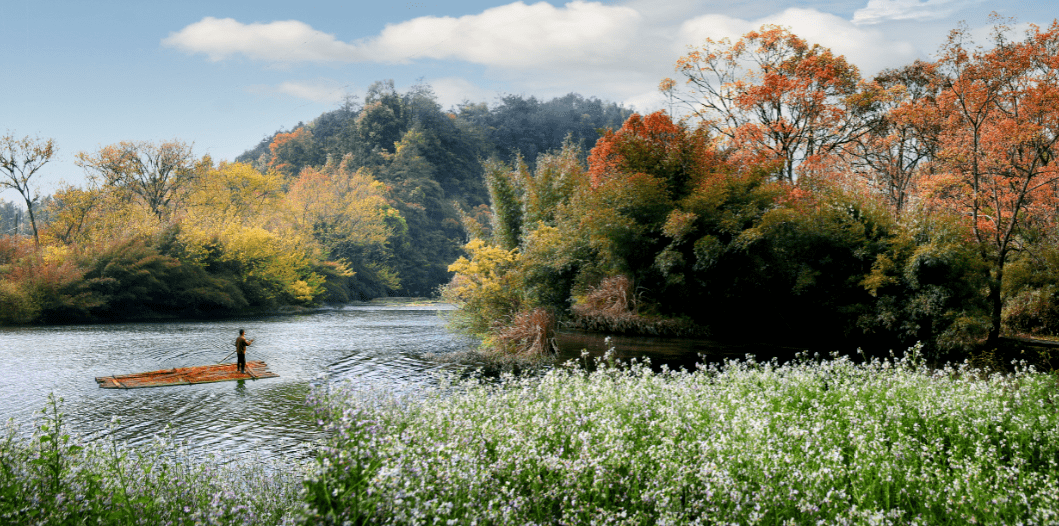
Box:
[236,80,632,297]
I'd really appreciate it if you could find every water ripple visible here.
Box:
[0,304,476,461]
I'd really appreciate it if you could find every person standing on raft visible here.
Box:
[235,329,253,374]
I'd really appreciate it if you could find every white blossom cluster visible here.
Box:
[306,347,1059,525]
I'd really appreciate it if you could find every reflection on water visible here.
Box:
[0,303,475,461]
[554,330,805,371]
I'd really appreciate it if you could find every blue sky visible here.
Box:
[2,0,1055,202]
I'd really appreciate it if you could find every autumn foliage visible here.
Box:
[443,18,1059,359]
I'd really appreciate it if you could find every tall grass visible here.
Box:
[304,346,1059,525]
[0,394,304,526]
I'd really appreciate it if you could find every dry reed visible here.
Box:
[495,307,558,356]
[571,275,703,336]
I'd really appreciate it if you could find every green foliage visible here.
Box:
[483,158,524,251]
[859,209,991,358]
[235,83,632,299]
[1002,245,1059,336]
[457,92,633,167]
[448,109,991,356]
[0,199,28,237]
[444,140,592,350]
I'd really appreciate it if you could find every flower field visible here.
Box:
[304,348,1059,525]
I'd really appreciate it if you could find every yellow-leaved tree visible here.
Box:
[284,155,401,299]
[177,160,325,307]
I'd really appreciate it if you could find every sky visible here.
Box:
[2,0,1056,203]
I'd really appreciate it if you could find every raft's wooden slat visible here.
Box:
[97,361,278,389]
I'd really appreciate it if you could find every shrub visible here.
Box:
[493,307,558,356]
[570,275,702,336]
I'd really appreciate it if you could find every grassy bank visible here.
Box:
[304,347,1059,525]
[0,394,304,526]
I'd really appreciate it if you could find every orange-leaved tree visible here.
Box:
[268,127,319,179]
[661,25,865,183]
[849,61,943,216]
[925,19,1059,346]
[581,111,779,317]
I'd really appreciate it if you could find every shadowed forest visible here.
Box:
[5,20,1059,363]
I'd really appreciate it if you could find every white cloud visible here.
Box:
[622,89,669,114]
[275,80,350,104]
[362,1,642,68]
[162,17,368,63]
[428,77,499,109]
[852,0,986,25]
[677,8,920,76]
[163,2,643,70]
[165,2,928,111]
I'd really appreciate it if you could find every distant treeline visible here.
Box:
[0,84,632,324]
[234,82,633,297]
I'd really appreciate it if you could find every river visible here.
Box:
[0,302,480,461]
[0,301,798,462]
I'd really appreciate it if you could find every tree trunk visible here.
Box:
[24,199,39,247]
[986,262,1004,349]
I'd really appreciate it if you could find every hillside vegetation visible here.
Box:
[0,85,631,323]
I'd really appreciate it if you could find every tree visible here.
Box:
[267,127,320,179]
[0,133,56,246]
[76,140,196,221]
[662,25,866,182]
[582,112,779,315]
[849,61,942,216]
[0,198,25,236]
[42,185,104,245]
[184,159,283,229]
[925,19,1059,346]
[284,156,399,298]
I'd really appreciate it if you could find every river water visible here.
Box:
[0,302,479,461]
[0,301,799,462]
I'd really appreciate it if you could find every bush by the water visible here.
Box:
[304,347,1059,525]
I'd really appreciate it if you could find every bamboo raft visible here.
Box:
[96,361,278,389]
